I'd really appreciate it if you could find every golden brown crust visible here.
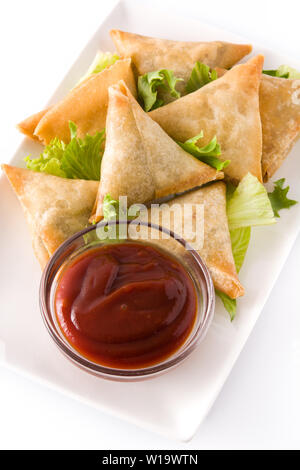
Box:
[90,81,223,223]
[2,164,51,267]
[140,182,244,299]
[110,29,252,96]
[34,59,137,145]
[260,74,300,181]
[170,183,244,298]
[150,55,264,183]
[215,67,300,181]
[2,164,98,268]
[31,231,51,268]
[17,108,49,141]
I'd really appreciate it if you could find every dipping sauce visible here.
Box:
[55,243,197,369]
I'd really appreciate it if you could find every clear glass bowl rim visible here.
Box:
[39,220,215,380]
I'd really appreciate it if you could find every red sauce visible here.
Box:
[55,243,197,369]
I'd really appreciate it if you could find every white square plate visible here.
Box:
[0,0,299,442]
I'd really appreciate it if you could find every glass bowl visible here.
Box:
[39,220,215,381]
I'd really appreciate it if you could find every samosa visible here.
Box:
[18,59,136,144]
[2,164,98,268]
[260,74,300,181]
[150,55,264,183]
[17,108,50,141]
[215,66,300,181]
[90,81,223,223]
[138,182,244,299]
[110,29,252,89]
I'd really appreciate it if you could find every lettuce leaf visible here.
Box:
[221,175,297,319]
[263,65,300,79]
[25,122,105,180]
[24,137,67,178]
[102,194,140,222]
[178,131,229,171]
[103,194,120,221]
[77,51,119,85]
[218,173,277,320]
[268,178,298,217]
[186,62,218,94]
[216,227,251,321]
[227,173,275,230]
[230,226,251,273]
[138,69,183,112]
[216,291,237,321]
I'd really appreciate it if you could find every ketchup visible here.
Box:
[55,243,197,369]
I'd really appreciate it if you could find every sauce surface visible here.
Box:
[55,243,197,369]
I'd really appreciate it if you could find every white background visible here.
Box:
[0,0,300,450]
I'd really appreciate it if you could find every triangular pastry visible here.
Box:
[260,74,300,181]
[17,108,50,141]
[149,55,264,183]
[137,182,244,299]
[2,164,98,267]
[90,81,223,222]
[110,29,252,88]
[18,59,137,144]
[215,66,300,181]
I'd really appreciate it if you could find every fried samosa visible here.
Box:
[2,164,98,268]
[260,74,300,181]
[90,81,223,223]
[150,55,264,183]
[110,29,252,88]
[20,59,136,144]
[137,182,244,299]
[17,108,50,141]
[215,66,300,181]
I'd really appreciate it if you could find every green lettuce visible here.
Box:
[102,194,140,222]
[227,173,275,230]
[268,178,298,217]
[138,69,183,112]
[186,62,218,94]
[230,226,251,273]
[178,131,229,171]
[25,121,105,180]
[218,173,276,320]
[24,137,67,178]
[77,51,119,85]
[263,65,300,79]
[216,291,237,321]
[216,227,251,321]
[103,194,120,221]
[217,227,251,321]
